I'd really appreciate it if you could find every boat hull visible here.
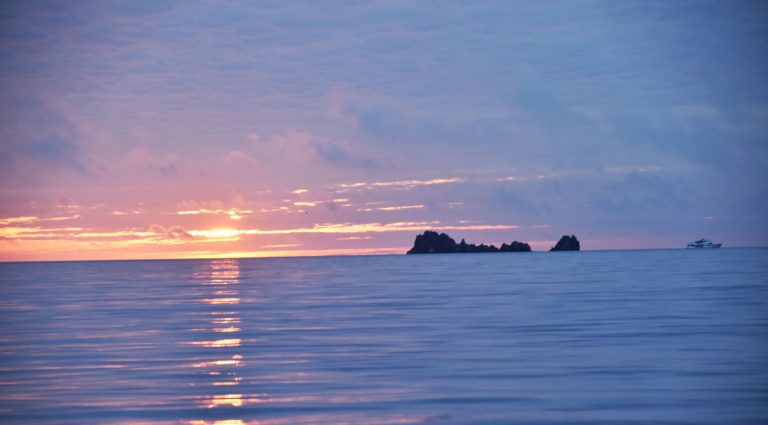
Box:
[687,244,722,249]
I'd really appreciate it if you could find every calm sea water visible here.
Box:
[1,249,767,424]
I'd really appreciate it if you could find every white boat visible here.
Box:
[687,239,722,249]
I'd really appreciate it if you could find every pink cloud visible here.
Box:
[250,130,316,163]
[128,147,180,176]
[224,150,258,167]
[149,224,194,241]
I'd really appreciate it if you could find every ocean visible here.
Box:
[0,248,767,424]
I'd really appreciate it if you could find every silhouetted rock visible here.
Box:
[457,239,469,253]
[407,231,457,254]
[407,231,531,254]
[550,235,580,251]
[500,241,532,252]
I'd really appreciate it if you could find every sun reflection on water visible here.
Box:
[192,354,243,369]
[189,259,250,418]
[214,326,242,333]
[202,298,241,305]
[188,259,374,423]
[204,393,244,408]
[186,338,242,348]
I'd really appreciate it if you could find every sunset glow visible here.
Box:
[2,4,766,425]
[1,1,766,262]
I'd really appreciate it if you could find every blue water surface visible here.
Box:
[1,248,767,424]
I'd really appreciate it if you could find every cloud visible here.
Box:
[224,150,258,167]
[496,174,561,183]
[293,201,318,207]
[490,186,544,215]
[112,210,142,216]
[128,147,180,177]
[0,214,81,226]
[335,177,466,191]
[188,221,518,238]
[590,171,691,216]
[671,104,721,121]
[249,130,377,170]
[336,236,372,240]
[260,243,302,249]
[149,224,194,241]
[174,202,253,220]
[0,133,89,184]
[357,204,425,212]
[20,136,88,173]
[0,216,38,226]
[315,143,377,169]
[251,130,315,163]
[0,226,85,240]
[346,97,517,156]
[2,1,768,257]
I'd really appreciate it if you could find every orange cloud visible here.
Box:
[0,216,39,225]
[174,199,253,220]
[0,215,81,226]
[149,224,194,241]
[188,221,517,238]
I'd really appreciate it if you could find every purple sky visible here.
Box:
[1,1,767,261]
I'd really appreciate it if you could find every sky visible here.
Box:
[1,0,767,261]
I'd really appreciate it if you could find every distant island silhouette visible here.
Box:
[407,231,531,254]
[550,235,580,251]
[406,231,581,254]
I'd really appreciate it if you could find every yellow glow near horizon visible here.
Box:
[190,229,242,239]
[0,210,528,262]
[189,420,245,425]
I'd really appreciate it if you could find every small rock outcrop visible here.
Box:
[550,235,580,251]
[500,241,533,252]
[407,231,531,254]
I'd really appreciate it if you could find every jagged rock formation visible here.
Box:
[407,231,457,254]
[550,235,580,251]
[407,231,531,254]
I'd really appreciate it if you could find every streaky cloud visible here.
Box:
[335,177,466,191]
[188,221,518,238]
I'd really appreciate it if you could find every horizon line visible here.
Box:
[1,245,762,265]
